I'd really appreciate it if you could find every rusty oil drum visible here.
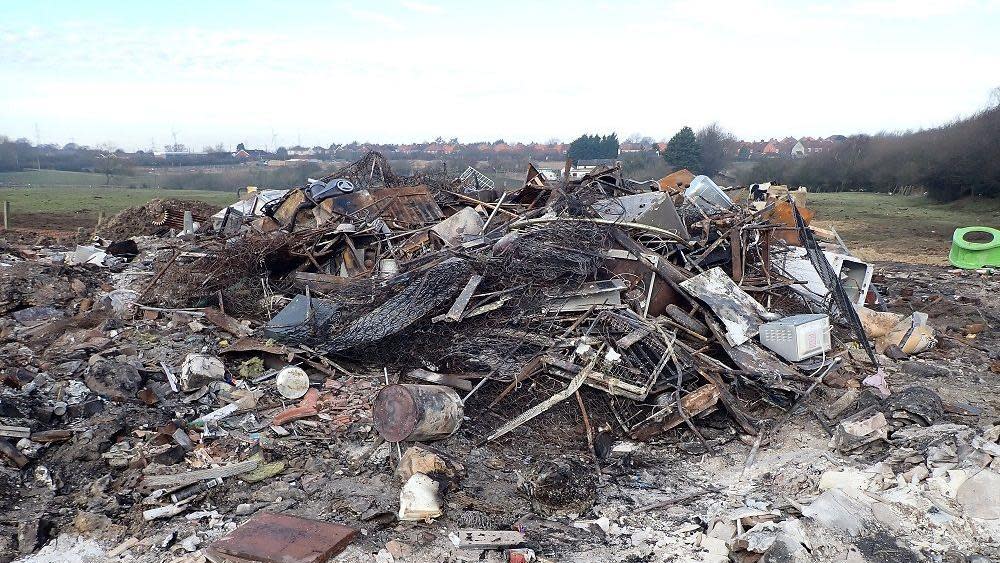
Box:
[373,384,464,442]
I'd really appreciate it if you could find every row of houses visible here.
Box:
[397,141,571,156]
[735,136,846,159]
[628,136,848,158]
[271,141,573,159]
[243,136,846,162]
[83,135,850,167]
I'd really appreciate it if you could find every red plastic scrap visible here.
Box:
[272,388,319,426]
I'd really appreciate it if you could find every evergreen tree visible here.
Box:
[663,126,701,171]
[599,133,620,159]
[568,133,620,161]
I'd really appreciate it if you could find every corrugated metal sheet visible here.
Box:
[371,185,444,225]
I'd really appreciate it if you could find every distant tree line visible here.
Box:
[162,163,332,191]
[741,99,1000,201]
[567,133,620,161]
[0,138,107,172]
[0,137,244,173]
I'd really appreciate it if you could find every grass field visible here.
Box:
[0,169,161,188]
[808,192,1000,264]
[0,186,236,230]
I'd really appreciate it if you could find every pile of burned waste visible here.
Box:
[1,151,997,562]
[97,198,222,241]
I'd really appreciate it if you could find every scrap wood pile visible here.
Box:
[4,150,983,562]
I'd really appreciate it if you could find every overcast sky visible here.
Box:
[2,0,998,151]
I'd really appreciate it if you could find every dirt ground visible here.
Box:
[1,191,999,562]
[807,192,1000,266]
[6,211,100,231]
[2,255,998,562]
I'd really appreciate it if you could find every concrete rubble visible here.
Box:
[0,152,998,561]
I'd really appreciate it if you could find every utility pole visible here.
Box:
[34,123,41,170]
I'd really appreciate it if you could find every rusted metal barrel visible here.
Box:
[373,384,463,442]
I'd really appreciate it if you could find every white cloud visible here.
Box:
[836,0,984,19]
[400,1,443,14]
[344,7,404,30]
[1,2,998,149]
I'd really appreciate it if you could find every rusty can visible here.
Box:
[373,384,463,442]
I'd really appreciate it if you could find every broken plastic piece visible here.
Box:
[949,226,1000,269]
[398,473,443,521]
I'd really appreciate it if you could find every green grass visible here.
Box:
[0,169,239,220]
[808,192,1000,264]
[0,186,235,228]
[0,169,158,187]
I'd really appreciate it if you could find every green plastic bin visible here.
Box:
[949,226,1000,269]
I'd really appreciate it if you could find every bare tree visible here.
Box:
[696,122,736,177]
[202,143,227,153]
[97,153,132,185]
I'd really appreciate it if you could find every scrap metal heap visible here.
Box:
[149,152,929,445]
[8,151,995,562]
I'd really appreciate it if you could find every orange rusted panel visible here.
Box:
[371,185,444,225]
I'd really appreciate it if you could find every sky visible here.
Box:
[1,0,999,151]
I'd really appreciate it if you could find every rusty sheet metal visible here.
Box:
[271,189,310,227]
[766,200,815,245]
[160,208,212,230]
[206,512,357,563]
[657,168,694,193]
[314,190,376,225]
[610,257,679,317]
[371,185,444,225]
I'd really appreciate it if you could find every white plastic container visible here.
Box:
[684,175,732,212]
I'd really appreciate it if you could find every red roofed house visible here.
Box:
[801,137,836,154]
